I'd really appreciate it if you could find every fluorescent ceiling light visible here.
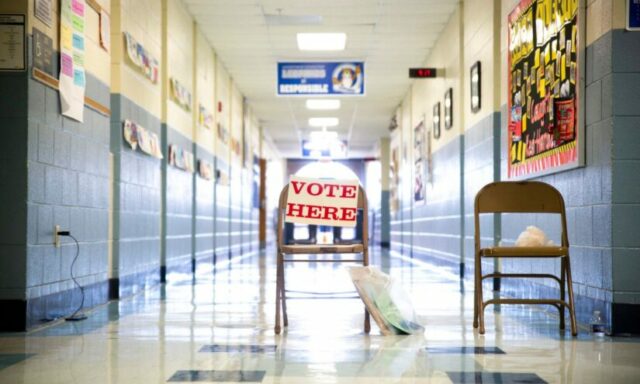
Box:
[297,33,346,51]
[309,117,339,127]
[306,99,341,110]
[310,130,338,141]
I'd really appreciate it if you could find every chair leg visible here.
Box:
[473,255,479,329]
[275,252,282,335]
[559,258,566,330]
[363,248,370,333]
[565,255,578,336]
[477,254,486,334]
[281,259,288,327]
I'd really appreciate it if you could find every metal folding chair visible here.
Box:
[473,181,577,336]
[274,184,370,334]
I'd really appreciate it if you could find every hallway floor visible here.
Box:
[1,248,639,383]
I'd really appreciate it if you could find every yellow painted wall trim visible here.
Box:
[32,68,111,116]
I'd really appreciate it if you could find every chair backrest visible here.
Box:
[474,181,568,247]
[276,183,369,249]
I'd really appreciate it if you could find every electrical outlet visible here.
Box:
[54,225,60,248]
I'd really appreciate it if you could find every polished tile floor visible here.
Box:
[1,248,640,383]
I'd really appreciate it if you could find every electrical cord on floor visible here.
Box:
[58,232,88,321]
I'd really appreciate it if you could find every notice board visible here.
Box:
[507,0,584,179]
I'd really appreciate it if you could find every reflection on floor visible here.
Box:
[1,248,640,383]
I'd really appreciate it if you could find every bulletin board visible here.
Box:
[507,0,584,179]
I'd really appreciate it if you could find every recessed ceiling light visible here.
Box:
[297,33,346,51]
[309,117,339,127]
[306,99,341,110]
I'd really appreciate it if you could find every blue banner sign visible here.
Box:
[628,0,640,30]
[277,62,365,96]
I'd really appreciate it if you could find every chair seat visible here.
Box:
[281,244,364,254]
[479,246,568,258]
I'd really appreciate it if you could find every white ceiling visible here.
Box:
[184,0,459,158]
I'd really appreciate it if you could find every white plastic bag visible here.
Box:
[515,225,555,247]
[349,266,424,335]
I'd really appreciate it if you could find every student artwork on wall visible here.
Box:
[59,0,86,122]
[123,32,159,84]
[230,137,241,157]
[470,61,481,113]
[389,143,400,214]
[413,119,425,205]
[168,144,194,173]
[198,104,213,129]
[197,159,214,180]
[507,0,583,179]
[216,169,229,185]
[169,78,192,111]
[123,120,163,159]
[444,88,453,129]
[217,122,229,145]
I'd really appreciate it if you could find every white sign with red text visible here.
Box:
[285,176,360,228]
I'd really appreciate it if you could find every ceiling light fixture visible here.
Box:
[309,117,339,127]
[310,130,338,141]
[297,33,346,51]
[306,99,341,110]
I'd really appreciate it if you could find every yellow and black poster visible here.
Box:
[507,0,580,178]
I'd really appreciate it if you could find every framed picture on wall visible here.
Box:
[444,88,453,129]
[432,102,441,139]
[470,61,481,113]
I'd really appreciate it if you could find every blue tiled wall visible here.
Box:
[194,146,215,269]
[464,112,501,278]
[610,30,640,307]
[25,69,111,327]
[412,136,464,271]
[229,164,243,257]
[0,69,28,314]
[110,94,162,298]
[163,126,194,276]
[214,158,230,258]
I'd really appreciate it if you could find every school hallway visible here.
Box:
[2,248,639,383]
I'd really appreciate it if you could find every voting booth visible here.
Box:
[274,176,370,334]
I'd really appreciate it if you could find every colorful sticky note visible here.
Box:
[72,0,85,16]
[72,33,84,50]
[73,69,85,87]
[72,14,84,33]
[544,45,550,65]
[61,24,73,50]
[534,49,540,68]
[522,113,527,133]
[561,55,566,80]
[61,53,73,77]
[72,52,84,67]
[539,79,546,97]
